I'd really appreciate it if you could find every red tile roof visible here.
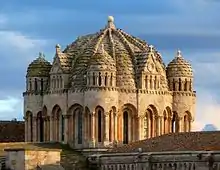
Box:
[0,121,24,142]
[109,131,220,153]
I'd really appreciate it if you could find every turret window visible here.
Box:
[93,72,95,86]
[179,78,182,91]
[34,78,38,91]
[110,73,113,86]
[41,78,44,92]
[104,73,107,86]
[29,80,32,91]
[98,72,102,86]
[173,79,176,91]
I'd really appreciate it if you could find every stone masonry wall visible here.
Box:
[89,151,220,170]
[5,149,61,170]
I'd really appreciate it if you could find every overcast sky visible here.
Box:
[0,0,219,131]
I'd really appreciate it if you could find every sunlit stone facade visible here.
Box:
[23,16,196,149]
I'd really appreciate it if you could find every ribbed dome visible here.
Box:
[63,16,165,88]
[88,45,116,71]
[26,52,52,77]
[166,50,193,77]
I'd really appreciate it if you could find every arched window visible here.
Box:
[93,72,95,85]
[172,113,178,133]
[123,111,129,144]
[41,78,44,92]
[104,73,107,86]
[29,80,32,91]
[110,73,113,86]
[77,109,83,144]
[30,114,33,142]
[37,112,44,142]
[98,110,102,142]
[179,78,182,91]
[34,78,38,91]
[154,76,157,89]
[184,79,187,91]
[98,72,102,86]
[173,79,176,91]
[61,115,65,141]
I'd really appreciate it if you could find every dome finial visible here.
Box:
[149,45,154,52]
[39,52,45,59]
[56,44,61,49]
[55,44,61,54]
[176,49,182,58]
[107,16,115,29]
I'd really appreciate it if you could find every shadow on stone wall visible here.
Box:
[36,164,65,170]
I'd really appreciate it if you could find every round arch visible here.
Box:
[68,103,84,145]
[25,111,33,142]
[183,111,192,132]
[95,105,105,143]
[51,104,63,141]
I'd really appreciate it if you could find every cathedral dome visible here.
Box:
[166,50,193,78]
[63,16,165,88]
[26,52,52,77]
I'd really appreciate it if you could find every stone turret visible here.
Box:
[166,50,195,132]
[26,52,51,93]
[166,50,193,92]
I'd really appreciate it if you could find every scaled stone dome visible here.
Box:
[63,16,166,88]
[27,52,52,77]
[166,50,193,77]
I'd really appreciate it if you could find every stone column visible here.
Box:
[147,117,151,138]
[189,120,192,132]
[104,112,109,146]
[152,115,155,137]
[161,116,164,135]
[50,116,53,141]
[46,116,50,141]
[157,116,161,136]
[64,115,69,143]
[138,116,142,140]
[43,116,47,142]
[178,117,183,132]
[110,111,114,142]
[89,112,96,148]
[24,116,28,142]
[114,113,118,143]
[33,116,37,142]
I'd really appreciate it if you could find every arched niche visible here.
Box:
[25,111,33,142]
[171,111,179,133]
[42,106,50,141]
[163,106,172,134]
[51,104,62,141]
[109,106,117,142]
[121,103,137,144]
[145,105,158,138]
[95,105,105,143]
[68,103,84,144]
[183,111,192,132]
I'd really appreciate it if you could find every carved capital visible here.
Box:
[91,112,95,117]
[33,116,37,121]
[104,112,109,117]
[63,114,70,119]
